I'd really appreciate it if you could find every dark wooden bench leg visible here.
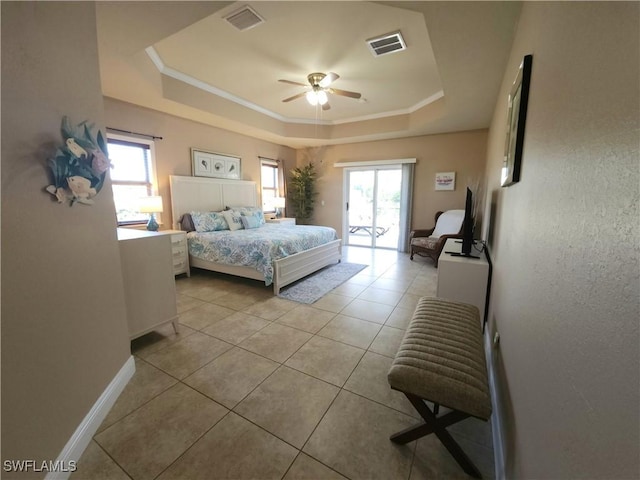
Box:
[390,392,483,479]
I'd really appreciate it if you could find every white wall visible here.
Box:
[482,3,639,478]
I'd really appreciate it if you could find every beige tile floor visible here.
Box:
[74,247,494,480]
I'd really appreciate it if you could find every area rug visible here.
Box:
[278,262,368,304]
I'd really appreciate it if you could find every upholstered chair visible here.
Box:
[410,210,465,266]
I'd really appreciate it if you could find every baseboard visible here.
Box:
[485,332,506,480]
[46,355,135,480]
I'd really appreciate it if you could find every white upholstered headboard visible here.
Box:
[169,175,258,229]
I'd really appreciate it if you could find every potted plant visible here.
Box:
[288,163,317,224]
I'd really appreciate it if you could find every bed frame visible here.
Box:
[169,175,341,294]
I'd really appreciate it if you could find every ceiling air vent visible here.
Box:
[224,6,264,31]
[367,31,406,57]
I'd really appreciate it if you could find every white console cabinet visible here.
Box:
[437,238,490,325]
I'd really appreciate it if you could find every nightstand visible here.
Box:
[163,229,190,277]
[266,217,296,226]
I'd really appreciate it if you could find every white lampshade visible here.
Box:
[306,91,319,106]
[273,196,286,208]
[139,195,164,214]
[316,90,328,105]
[306,90,328,106]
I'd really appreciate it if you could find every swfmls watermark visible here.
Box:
[3,460,77,473]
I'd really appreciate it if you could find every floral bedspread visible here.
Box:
[187,224,338,286]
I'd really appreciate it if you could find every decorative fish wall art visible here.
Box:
[45,116,111,206]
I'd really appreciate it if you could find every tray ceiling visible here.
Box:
[97,1,521,148]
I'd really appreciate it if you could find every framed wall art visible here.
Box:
[435,171,456,191]
[502,54,533,187]
[191,148,241,180]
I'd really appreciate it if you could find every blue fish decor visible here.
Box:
[45,116,111,206]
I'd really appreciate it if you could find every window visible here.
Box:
[261,159,279,212]
[107,134,158,225]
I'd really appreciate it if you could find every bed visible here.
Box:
[169,175,341,294]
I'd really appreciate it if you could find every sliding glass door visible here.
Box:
[345,167,402,249]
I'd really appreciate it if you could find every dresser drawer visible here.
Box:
[171,235,186,248]
[173,258,188,275]
[164,230,190,277]
[172,245,187,258]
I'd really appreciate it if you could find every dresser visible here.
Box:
[117,228,179,340]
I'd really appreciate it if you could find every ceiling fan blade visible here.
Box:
[319,72,339,88]
[322,102,331,111]
[282,92,307,103]
[329,87,362,99]
[278,79,308,87]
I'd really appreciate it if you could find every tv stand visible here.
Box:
[437,238,489,326]
[446,252,480,259]
[446,240,480,258]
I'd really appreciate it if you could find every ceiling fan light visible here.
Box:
[317,90,328,105]
[306,91,318,105]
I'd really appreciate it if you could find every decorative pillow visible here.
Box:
[231,206,265,225]
[222,210,244,231]
[190,211,229,232]
[178,213,195,232]
[240,215,262,229]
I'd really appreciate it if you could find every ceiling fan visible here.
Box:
[279,72,362,110]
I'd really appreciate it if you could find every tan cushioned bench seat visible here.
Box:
[387,297,491,420]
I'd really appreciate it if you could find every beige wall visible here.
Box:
[103,98,297,229]
[1,2,131,471]
[105,101,485,238]
[296,130,487,237]
[482,2,639,478]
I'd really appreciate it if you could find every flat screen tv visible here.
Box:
[449,187,479,259]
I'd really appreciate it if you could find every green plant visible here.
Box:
[288,163,317,224]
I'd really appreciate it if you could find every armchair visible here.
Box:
[410,210,465,266]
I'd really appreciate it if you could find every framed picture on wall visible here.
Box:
[191,148,241,179]
[193,151,213,176]
[435,172,456,191]
[502,54,533,187]
[225,157,240,177]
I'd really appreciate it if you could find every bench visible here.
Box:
[387,297,491,478]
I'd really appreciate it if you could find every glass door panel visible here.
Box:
[347,170,375,247]
[375,169,401,249]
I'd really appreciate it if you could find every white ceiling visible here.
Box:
[96,1,521,148]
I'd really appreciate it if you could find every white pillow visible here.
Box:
[222,210,244,231]
[432,210,465,238]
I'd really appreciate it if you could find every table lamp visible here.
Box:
[139,195,163,231]
[273,197,286,218]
